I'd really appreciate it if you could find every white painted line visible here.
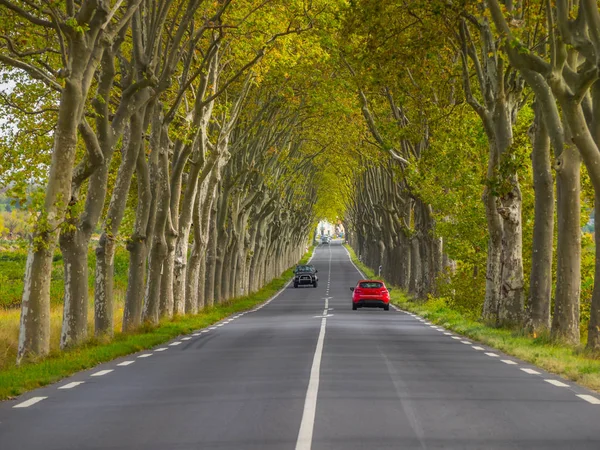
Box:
[155,348,168,352]
[429,325,437,329]
[216,323,224,327]
[485,352,499,357]
[58,381,84,390]
[201,330,209,333]
[296,318,327,450]
[117,360,135,366]
[521,368,541,375]
[461,340,471,344]
[443,332,452,336]
[138,353,153,358]
[577,394,600,404]
[192,333,200,336]
[169,341,182,346]
[91,370,113,377]
[451,336,461,340]
[545,379,569,387]
[13,397,47,408]
[501,359,517,365]
[209,327,216,330]
[181,337,191,341]
[472,346,484,351]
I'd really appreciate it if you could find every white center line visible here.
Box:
[577,394,600,404]
[13,397,47,408]
[91,369,113,377]
[501,359,517,365]
[521,368,541,375]
[545,379,569,387]
[138,353,153,358]
[295,321,328,448]
[117,360,135,366]
[58,381,84,390]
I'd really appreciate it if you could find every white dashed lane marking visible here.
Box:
[13,397,47,408]
[117,361,135,366]
[181,337,191,341]
[501,359,517,365]
[472,346,484,351]
[138,353,152,358]
[155,348,168,352]
[485,352,499,357]
[578,395,600,404]
[451,336,461,340]
[58,382,84,390]
[545,379,568,387]
[91,370,113,377]
[521,368,541,375]
[169,342,182,346]
[461,341,471,345]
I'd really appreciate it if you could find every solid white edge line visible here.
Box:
[13,397,47,408]
[545,379,569,387]
[58,381,84,390]
[577,394,600,404]
[91,369,113,377]
[296,317,327,450]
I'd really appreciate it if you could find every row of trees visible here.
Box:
[342,0,600,349]
[0,0,349,363]
[4,0,600,364]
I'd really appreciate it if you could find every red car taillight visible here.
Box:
[354,289,362,295]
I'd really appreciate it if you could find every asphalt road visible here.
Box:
[2,241,600,449]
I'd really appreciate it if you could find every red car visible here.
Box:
[351,280,391,311]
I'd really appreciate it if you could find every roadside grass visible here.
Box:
[0,248,313,400]
[343,244,600,393]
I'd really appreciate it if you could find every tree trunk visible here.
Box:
[551,142,581,344]
[498,178,524,326]
[528,104,553,333]
[59,232,89,348]
[482,183,503,324]
[18,80,84,362]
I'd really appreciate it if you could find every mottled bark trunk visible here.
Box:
[204,209,218,307]
[482,183,503,324]
[123,147,153,332]
[528,105,553,333]
[498,178,524,326]
[551,142,581,344]
[59,232,89,348]
[18,80,84,362]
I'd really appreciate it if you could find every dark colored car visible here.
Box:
[350,280,391,310]
[294,264,318,288]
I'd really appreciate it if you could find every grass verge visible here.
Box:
[0,248,313,401]
[343,244,600,393]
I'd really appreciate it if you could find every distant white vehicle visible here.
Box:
[321,236,330,244]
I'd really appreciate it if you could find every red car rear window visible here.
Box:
[359,282,383,288]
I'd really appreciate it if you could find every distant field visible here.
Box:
[0,244,130,309]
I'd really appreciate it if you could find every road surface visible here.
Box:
[2,241,600,449]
